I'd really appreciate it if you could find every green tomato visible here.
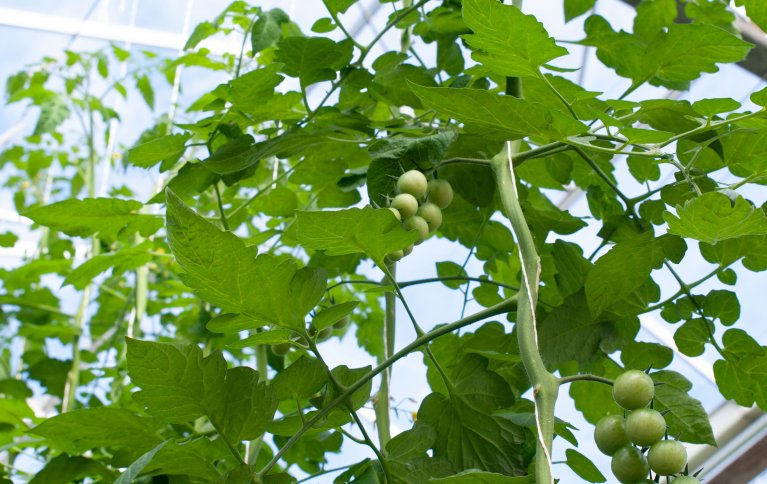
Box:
[387,207,401,221]
[611,446,650,483]
[648,440,687,475]
[594,414,630,456]
[403,215,429,244]
[403,244,414,256]
[625,408,666,447]
[427,179,453,208]
[397,170,428,198]
[270,342,291,356]
[316,326,332,341]
[391,193,419,219]
[333,315,350,330]
[417,202,442,232]
[613,369,655,409]
[671,477,700,483]
[386,249,405,262]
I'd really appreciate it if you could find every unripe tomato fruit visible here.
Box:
[625,408,666,446]
[427,179,453,208]
[648,440,687,475]
[271,342,290,356]
[611,446,650,483]
[594,414,630,456]
[403,244,414,256]
[386,250,405,262]
[391,193,418,219]
[613,369,655,409]
[388,207,401,221]
[417,202,443,232]
[316,326,332,341]
[397,170,428,198]
[403,216,429,244]
[333,315,350,330]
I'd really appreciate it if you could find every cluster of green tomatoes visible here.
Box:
[595,370,699,483]
[385,170,453,262]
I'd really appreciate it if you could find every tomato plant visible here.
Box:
[1,0,767,482]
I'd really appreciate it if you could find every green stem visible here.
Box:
[558,374,614,386]
[492,142,558,484]
[572,146,633,207]
[322,0,364,49]
[247,344,269,465]
[375,263,396,449]
[213,182,230,231]
[307,340,391,482]
[63,95,100,413]
[255,297,517,479]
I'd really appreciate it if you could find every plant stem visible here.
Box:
[558,374,614,386]
[63,93,100,413]
[492,142,558,484]
[255,296,517,479]
[375,262,396,450]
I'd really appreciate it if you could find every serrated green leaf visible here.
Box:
[461,0,567,77]
[692,97,741,117]
[34,94,70,135]
[23,198,162,242]
[31,407,162,454]
[135,74,154,110]
[63,242,153,290]
[702,289,740,326]
[620,341,673,370]
[276,37,353,86]
[435,261,468,289]
[564,0,595,22]
[585,232,672,317]
[652,370,716,445]
[251,9,288,54]
[674,318,713,357]
[126,339,277,441]
[166,190,324,329]
[127,133,190,169]
[417,354,530,475]
[29,454,115,484]
[228,64,284,113]
[714,329,767,410]
[296,207,418,267]
[538,291,617,366]
[665,192,767,244]
[272,356,328,401]
[410,84,587,141]
[184,21,217,50]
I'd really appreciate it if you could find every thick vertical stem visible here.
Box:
[375,261,396,450]
[247,345,269,465]
[492,144,559,484]
[63,105,100,413]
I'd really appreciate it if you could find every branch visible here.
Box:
[559,374,614,386]
[255,296,518,478]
